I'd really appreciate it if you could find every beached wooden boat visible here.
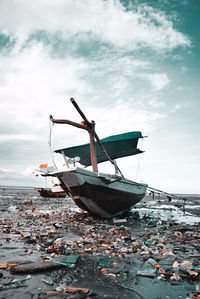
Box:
[48,98,148,218]
[36,187,67,198]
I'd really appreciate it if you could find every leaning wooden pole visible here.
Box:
[70,98,98,172]
[88,121,98,172]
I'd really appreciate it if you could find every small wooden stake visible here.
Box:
[61,150,69,168]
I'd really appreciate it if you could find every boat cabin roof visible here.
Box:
[54,131,144,167]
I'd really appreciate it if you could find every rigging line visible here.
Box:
[136,138,143,181]
[94,133,124,178]
[48,120,58,170]
[147,185,186,202]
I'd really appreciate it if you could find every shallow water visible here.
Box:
[132,205,200,225]
[133,194,200,225]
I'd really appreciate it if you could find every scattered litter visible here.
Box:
[12,274,31,283]
[56,285,90,295]
[180,260,193,270]
[0,263,7,269]
[28,249,33,255]
[174,231,183,237]
[55,255,80,268]
[56,285,66,293]
[98,260,110,265]
[172,261,179,268]
[0,188,199,298]
[42,279,54,285]
[136,270,156,278]
[7,205,18,212]
[113,218,127,224]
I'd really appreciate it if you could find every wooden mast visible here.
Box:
[70,98,98,172]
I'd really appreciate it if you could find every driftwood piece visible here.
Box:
[65,287,90,294]
[10,261,64,273]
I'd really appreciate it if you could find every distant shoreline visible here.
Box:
[0,185,36,190]
[0,185,199,197]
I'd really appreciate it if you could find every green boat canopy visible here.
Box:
[55,131,144,167]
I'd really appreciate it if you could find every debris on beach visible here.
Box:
[0,188,199,298]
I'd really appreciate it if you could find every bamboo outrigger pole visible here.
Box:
[49,100,98,172]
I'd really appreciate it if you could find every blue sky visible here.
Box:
[0,0,199,193]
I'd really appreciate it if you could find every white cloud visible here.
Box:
[181,66,188,72]
[171,101,190,113]
[176,86,184,90]
[23,166,35,176]
[0,0,190,51]
[0,167,14,173]
[148,97,165,107]
[142,73,170,91]
[0,42,91,129]
[85,102,165,137]
[0,134,40,142]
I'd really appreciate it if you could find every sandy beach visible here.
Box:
[0,187,199,299]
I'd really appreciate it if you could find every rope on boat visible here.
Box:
[147,185,187,203]
[48,120,58,170]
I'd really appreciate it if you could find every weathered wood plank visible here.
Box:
[10,261,64,273]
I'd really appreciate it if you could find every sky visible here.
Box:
[0,0,199,194]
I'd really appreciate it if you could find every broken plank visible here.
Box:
[10,261,64,273]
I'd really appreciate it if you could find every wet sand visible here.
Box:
[0,188,199,299]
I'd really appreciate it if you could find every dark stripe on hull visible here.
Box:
[69,182,145,218]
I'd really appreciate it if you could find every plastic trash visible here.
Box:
[172,261,179,268]
[98,260,110,265]
[53,237,65,245]
[55,255,79,268]
[42,279,54,285]
[55,286,90,294]
[180,260,193,270]
[174,231,182,237]
[136,270,156,278]
[170,273,181,281]
[113,218,127,223]
[56,285,66,293]
[11,274,31,284]
[0,263,7,269]
[147,258,157,266]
